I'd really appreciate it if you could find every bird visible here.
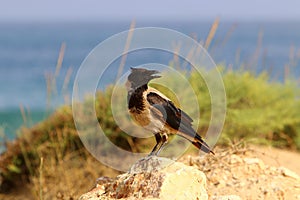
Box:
[126,67,214,156]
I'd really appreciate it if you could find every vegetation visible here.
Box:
[0,67,299,199]
[221,70,300,148]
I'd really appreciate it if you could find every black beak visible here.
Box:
[130,67,161,80]
[146,70,161,81]
[149,70,161,79]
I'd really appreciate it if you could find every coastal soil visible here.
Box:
[1,145,300,200]
[180,145,300,200]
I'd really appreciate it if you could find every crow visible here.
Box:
[126,67,214,156]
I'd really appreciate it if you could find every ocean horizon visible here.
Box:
[1,20,300,142]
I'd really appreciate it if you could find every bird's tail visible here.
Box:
[192,140,215,155]
[176,122,214,154]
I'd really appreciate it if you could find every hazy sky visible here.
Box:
[1,0,300,21]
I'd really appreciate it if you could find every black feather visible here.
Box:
[128,85,147,113]
[147,92,213,153]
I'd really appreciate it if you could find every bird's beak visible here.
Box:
[149,70,161,79]
[151,75,161,79]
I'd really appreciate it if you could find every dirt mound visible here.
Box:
[180,144,300,200]
[80,144,300,200]
[2,145,300,199]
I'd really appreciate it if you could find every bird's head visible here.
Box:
[126,67,161,91]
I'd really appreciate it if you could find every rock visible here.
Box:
[79,156,208,200]
[129,156,175,174]
[243,157,265,169]
[279,167,300,180]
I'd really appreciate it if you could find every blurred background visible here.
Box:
[1,0,300,141]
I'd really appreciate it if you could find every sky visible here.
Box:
[1,0,300,22]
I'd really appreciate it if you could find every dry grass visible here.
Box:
[0,119,120,199]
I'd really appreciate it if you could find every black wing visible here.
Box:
[146,92,213,154]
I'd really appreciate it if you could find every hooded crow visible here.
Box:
[126,67,214,156]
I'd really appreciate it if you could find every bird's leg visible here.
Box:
[149,133,162,156]
[155,133,168,156]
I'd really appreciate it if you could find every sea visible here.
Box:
[0,20,300,144]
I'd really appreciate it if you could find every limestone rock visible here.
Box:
[79,156,208,200]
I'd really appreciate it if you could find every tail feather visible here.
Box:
[192,140,214,155]
[177,123,214,154]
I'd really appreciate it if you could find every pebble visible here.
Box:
[279,167,300,180]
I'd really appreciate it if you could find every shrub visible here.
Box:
[189,69,300,149]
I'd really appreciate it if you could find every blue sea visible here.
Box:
[0,20,300,142]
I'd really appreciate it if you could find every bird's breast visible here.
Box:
[128,87,165,133]
[129,107,150,126]
[128,88,151,127]
[129,106,164,133]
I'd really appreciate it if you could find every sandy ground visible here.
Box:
[1,145,300,200]
[181,145,300,200]
[251,145,300,175]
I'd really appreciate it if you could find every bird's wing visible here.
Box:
[147,91,194,135]
[146,91,213,154]
[146,87,193,124]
